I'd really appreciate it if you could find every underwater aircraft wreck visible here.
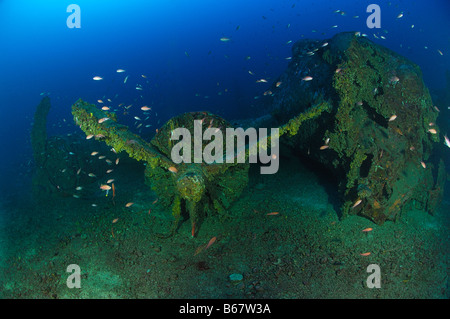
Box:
[68,32,444,235]
[257,31,445,224]
[72,103,250,237]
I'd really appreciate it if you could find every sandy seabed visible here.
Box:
[0,155,448,299]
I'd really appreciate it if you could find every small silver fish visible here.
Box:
[444,135,450,148]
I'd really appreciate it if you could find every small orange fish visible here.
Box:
[392,127,403,136]
[362,228,373,232]
[420,161,426,169]
[152,198,158,205]
[100,184,111,191]
[86,134,94,140]
[388,114,397,122]
[276,81,282,87]
[106,169,114,174]
[360,252,371,256]
[302,76,313,81]
[428,128,437,134]
[112,218,119,224]
[98,117,110,124]
[91,151,99,156]
[125,202,134,207]
[141,106,151,111]
[106,179,115,184]
[194,245,204,256]
[267,212,279,216]
[205,236,217,250]
[168,166,178,173]
[352,199,362,208]
[389,76,400,84]
[191,222,196,237]
[101,106,110,111]
[320,145,329,150]
[115,158,120,165]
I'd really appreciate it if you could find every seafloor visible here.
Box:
[0,153,448,298]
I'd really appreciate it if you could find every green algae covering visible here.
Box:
[72,100,249,236]
[267,32,445,224]
[72,99,169,167]
[146,111,249,237]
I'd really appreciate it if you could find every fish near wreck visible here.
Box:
[31,97,111,200]
[71,100,249,237]
[265,32,445,224]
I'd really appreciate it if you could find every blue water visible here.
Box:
[0,0,449,193]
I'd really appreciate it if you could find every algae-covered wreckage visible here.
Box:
[263,32,445,224]
[71,32,445,234]
[72,102,249,237]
